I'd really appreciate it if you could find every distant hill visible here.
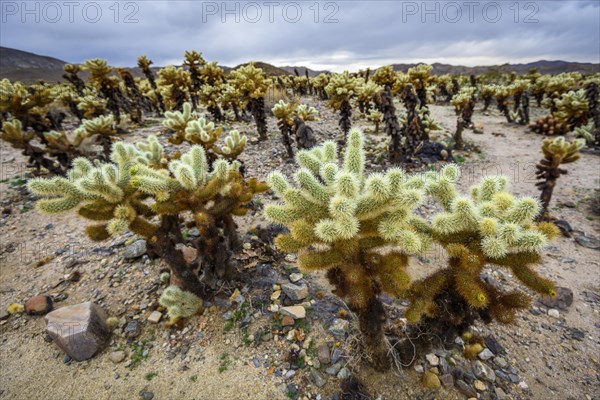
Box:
[389,60,599,76]
[231,61,291,76]
[279,66,329,77]
[0,47,68,83]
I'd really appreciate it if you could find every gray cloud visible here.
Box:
[1,1,598,71]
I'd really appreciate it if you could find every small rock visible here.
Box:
[25,295,53,315]
[456,380,477,398]
[414,364,424,373]
[124,320,141,338]
[494,357,508,369]
[45,302,110,361]
[66,270,81,282]
[575,235,600,250]
[439,374,454,387]
[180,245,198,265]
[473,379,486,391]
[123,240,146,259]
[426,353,439,366]
[495,387,508,400]
[309,370,326,387]
[281,315,295,326]
[478,348,495,360]
[518,381,529,390]
[472,361,495,382]
[548,309,560,319]
[280,306,306,319]
[147,311,162,323]
[337,367,351,380]
[317,344,331,365]
[289,273,303,283]
[281,283,309,301]
[328,319,349,339]
[484,335,505,355]
[0,308,9,320]
[140,390,154,400]
[325,363,342,376]
[331,348,344,364]
[539,287,573,311]
[109,351,126,363]
[422,371,441,388]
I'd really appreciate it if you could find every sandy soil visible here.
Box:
[0,97,598,400]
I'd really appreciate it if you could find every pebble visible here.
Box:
[337,367,351,380]
[439,374,454,387]
[494,357,508,369]
[518,381,529,390]
[289,273,303,283]
[330,348,344,364]
[124,320,141,338]
[109,351,126,363]
[422,371,441,388]
[317,344,330,365]
[495,387,508,400]
[325,363,342,376]
[25,295,53,315]
[147,311,162,323]
[140,391,154,400]
[548,309,560,319]
[426,353,439,366]
[473,379,486,391]
[309,370,326,387]
[281,315,295,326]
[328,319,349,339]
[472,361,496,382]
[478,348,495,360]
[414,364,424,373]
[280,306,306,319]
[456,380,477,398]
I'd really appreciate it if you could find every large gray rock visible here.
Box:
[45,302,110,361]
[123,240,147,259]
[281,283,309,301]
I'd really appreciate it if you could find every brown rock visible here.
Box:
[422,371,441,388]
[25,295,53,315]
[180,246,198,265]
[281,315,295,326]
[45,302,110,361]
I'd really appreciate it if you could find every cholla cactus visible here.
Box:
[528,115,569,136]
[356,80,383,114]
[159,285,204,326]
[294,104,318,123]
[163,102,246,161]
[83,58,131,123]
[73,114,118,157]
[137,55,165,112]
[183,50,206,109]
[272,100,297,157]
[199,83,224,121]
[366,109,383,133]
[62,64,85,96]
[451,87,476,149]
[480,84,495,111]
[371,66,397,90]
[230,63,270,140]
[28,138,268,298]
[265,129,428,370]
[325,71,360,139]
[491,84,515,123]
[157,66,191,111]
[219,84,245,121]
[544,73,577,110]
[574,121,597,145]
[77,90,108,119]
[535,137,585,219]
[406,165,561,333]
[553,89,589,129]
[310,73,330,100]
[407,64,433,108]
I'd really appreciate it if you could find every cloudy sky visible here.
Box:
[1,1,599,71]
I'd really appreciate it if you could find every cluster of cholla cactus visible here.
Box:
[405,164,561,338]
[310,74,330,100]
[407,64,433,109]
[159,285,205,326]
[451,87,476,149]
[83,59,133,123]
[535,137,585,220]
[480,84,495,111]
[230,63,270,140]
[437,75,460,104]
[528,115,569,136]
[0,79,59,134]
[162,102,246,161]
[157,66,191,111]
[272,101,319,157]
[552,89,589,129]
[62,64,85,96]
[73,114,118,158]
[265,129,427,370]
[325,71,360,140]
[266,130,562,369]
[183,50,206,109]
[542,73,578,112]
[28,137,268,301]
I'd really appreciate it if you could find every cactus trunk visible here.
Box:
[355,295,391,371]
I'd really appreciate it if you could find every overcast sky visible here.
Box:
[1,1,599,71]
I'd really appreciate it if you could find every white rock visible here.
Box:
[426,353,440,366]
[280,305,306,319]
[478,348,495,360]
[548,309,560,318]
[147,311,162,323]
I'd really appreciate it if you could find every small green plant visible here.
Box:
[218,352,230,373]
[144,372,158,381]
